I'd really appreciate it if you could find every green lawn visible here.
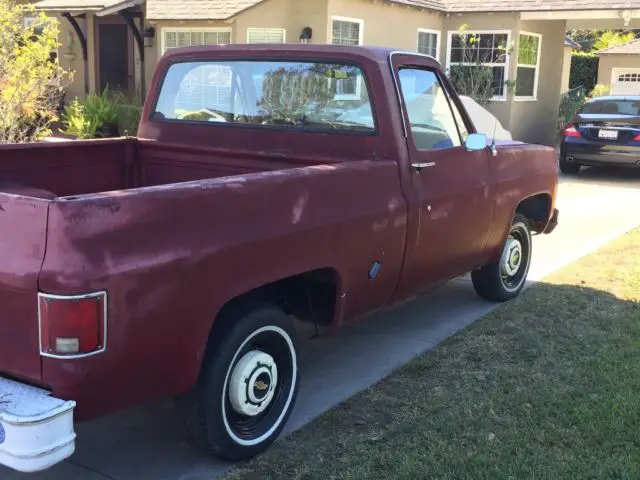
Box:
[224,229,640,480]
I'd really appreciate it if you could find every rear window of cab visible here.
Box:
[153,60,377,134]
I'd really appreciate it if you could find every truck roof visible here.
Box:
[160,43,439,65]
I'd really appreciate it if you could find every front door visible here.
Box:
[97,18,132,94]
[392,58,496,298]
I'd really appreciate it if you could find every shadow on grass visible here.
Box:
[224,280,640,480]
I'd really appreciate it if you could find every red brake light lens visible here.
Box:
[634,134,640,141]
[39,292,106,357]
[563,123,581,138]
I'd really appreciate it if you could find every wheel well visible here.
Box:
[210,268,339,337]
[516,194,551,233]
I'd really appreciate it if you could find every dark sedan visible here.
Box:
[559,95,640,174]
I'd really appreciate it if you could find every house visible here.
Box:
[562,37,581,94]
[596,38,640,95]
[34,0,640,146]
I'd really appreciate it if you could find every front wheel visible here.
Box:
[177,304,299,461]
[472,214,532,302]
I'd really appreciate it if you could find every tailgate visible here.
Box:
[0,193,50,382]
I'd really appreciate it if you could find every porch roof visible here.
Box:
[596,38,640,54]
[34,0,114,11]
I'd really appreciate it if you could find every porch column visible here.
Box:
[119,11,146,100]
[61,12,89,96]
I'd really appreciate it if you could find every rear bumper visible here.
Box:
[543,208,559,234]
[0,377,76,473]
[561,143,640,167]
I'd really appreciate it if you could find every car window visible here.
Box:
[581,100,640,116]
[154,60,376,133]
[397,68,463,150]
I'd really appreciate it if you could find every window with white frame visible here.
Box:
[331,17,362,46]
[161,28,232,55]
[161,29,233,115]
[515,32,541,99]
[247,28,286,44]
[447,31,510,99]
[417,29,439,60]
[23,14,39,29]
[331,17,363,99]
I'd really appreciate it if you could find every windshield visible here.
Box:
[153,60,376,133]
[581,99,640,116]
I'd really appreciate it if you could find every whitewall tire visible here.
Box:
[177,303,299,461]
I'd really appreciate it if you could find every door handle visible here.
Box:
[412,162,436,171]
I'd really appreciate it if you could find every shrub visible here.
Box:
[62,88,142,138]
[0,0,71,143]
[590,84,610,98]
[569,53,599,92]
[117,104,142,136]
[557,87,587,142]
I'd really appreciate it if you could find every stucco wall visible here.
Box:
[234,0,328,45]
[509,20,566,146]
[597,54,640,88]
[328,0,443,54]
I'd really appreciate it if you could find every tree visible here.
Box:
[567,29,640,52]
[593,31,636,51]
[0,0,71,143]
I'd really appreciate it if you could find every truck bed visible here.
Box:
[0,138,305,200]
[0,137,331,386]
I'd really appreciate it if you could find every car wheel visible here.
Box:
[471,214,532,302]
[559,155,581,174]
[177,303,299,461]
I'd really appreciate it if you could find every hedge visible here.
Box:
[569,52,599,92]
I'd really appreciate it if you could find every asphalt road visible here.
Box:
[5,167,640,480]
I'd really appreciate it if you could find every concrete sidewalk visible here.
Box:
[4,167,640,480]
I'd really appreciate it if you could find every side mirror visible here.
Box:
[464,133,488,152]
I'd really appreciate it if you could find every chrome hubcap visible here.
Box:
[501,237,523,277]
[228,350,278,417]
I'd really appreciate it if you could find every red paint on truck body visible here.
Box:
[0,45,557,419]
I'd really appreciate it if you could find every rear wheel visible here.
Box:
[177,304,299,461]
[471,214,532,302]
[559,155,581,174]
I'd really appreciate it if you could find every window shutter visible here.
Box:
[163,29,232,54]
[247,28,286,44]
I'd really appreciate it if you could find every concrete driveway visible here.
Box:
[4,167,640,480]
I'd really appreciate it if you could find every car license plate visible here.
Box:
[598,129,618,140]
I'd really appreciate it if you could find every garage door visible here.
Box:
[611,69,640,95]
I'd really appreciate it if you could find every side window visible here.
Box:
[398,68,463,151]
[446,94,469,142]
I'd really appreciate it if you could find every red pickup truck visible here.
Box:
[0,44,558,472]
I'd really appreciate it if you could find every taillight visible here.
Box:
[38,292,107,358]
[563,123,581,137]
[634,134,640,141]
